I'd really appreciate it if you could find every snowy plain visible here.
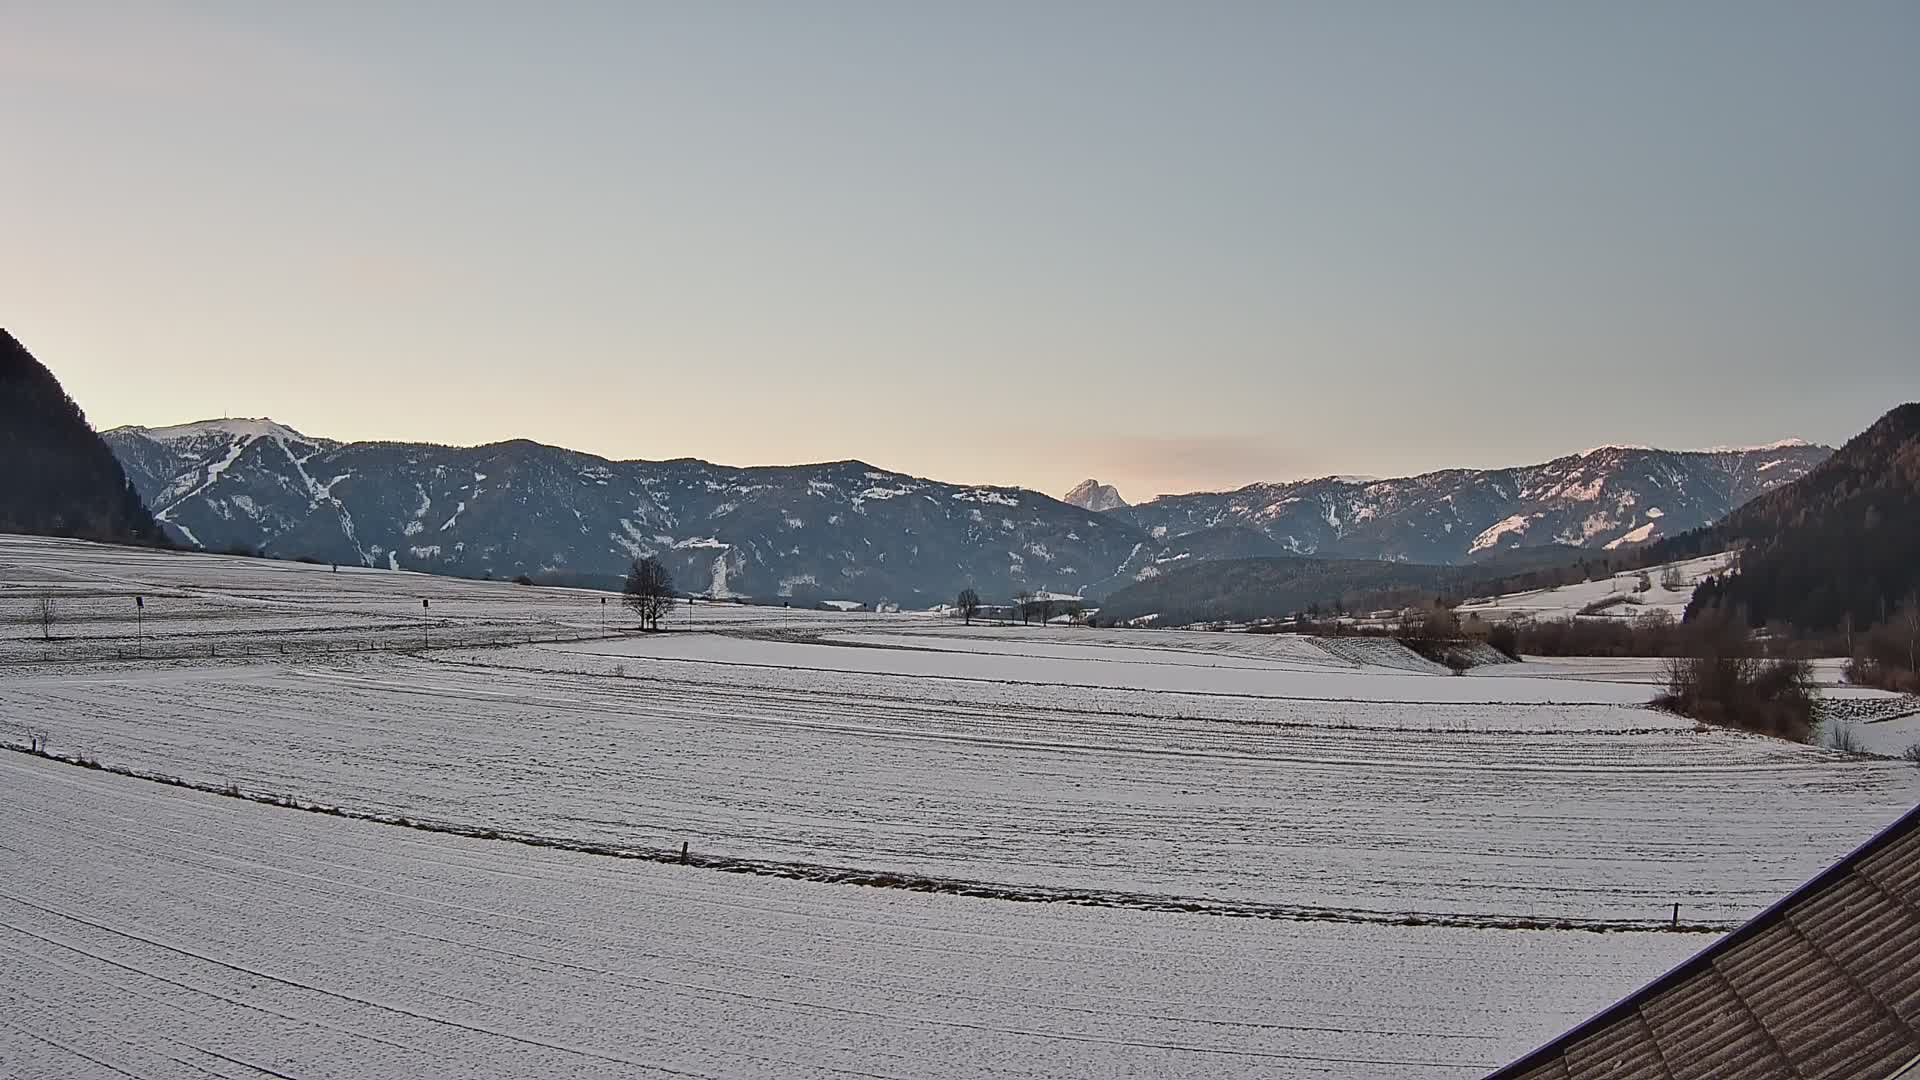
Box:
[0,754,1705,1080]
[5,534,1919,1078]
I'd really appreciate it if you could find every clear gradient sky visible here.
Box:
[4,2,1915,499]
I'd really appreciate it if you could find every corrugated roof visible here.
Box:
[1487,803,1920,1080]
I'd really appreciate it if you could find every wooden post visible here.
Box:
[1672,903,1679,928]
[680,841,689,865]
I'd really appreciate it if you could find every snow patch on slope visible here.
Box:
[1470,514,1533,554]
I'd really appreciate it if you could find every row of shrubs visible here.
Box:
[1305,605,1864,743]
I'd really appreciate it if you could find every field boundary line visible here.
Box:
[3,743,1730,937]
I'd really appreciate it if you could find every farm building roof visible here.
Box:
[1487,802,1920,1079]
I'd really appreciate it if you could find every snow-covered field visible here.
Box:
[0,535,924,661]
[6,535,1919,1078]
[1455,552,1733,624]
[0,754,1703,1080]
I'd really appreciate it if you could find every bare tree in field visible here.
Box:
[955,588,980,626]
[624,556,676,631]
[35,596,55,641]
[1013,589,1033,626]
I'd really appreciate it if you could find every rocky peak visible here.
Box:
[1064,479,1128,512]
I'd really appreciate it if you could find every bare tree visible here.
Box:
[1013,589,1033,626]
[35,596,54,641]
[955,588,980,626]
[1904,591,1920,674]
[1659,564,1685,591]
[1825,719,1862,753]
[623,557,676,631]
[1037,594,1057,625]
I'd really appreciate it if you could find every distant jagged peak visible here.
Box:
[1064,478,1128,512]
[120,417,318,445]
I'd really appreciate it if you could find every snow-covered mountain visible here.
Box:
[1113,442,1832,565]
[104,420,1831,601]
[104,420,1135,605]
[1063,479,1128,512]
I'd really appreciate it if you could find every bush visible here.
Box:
[1442,650,1473,675]
[1843,655,1920,694]
[1507,613,1688,658]
[1823,720,1863,753]
[1655,654,1818,742]
[1487,623,1521,661]
[1902,743,1920,766]
[1395,607,1466,663]
[512,574,534,586]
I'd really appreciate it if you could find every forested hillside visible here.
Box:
[0,331,164,545]
[1684,403,1920,633]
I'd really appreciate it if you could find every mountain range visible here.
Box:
[102,414,1830,604]
[1110,442,1831,565]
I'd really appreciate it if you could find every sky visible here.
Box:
[3,2,1915,500]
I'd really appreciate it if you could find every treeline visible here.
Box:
[1300,545,1706,624]
[1092,556,1464,627]
[1098,542,1722,631]
[1299,605,1824,741]
[1673,403,1920,692]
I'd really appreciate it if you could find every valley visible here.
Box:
[5,534,1917,1078]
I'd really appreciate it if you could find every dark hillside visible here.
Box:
[1681,403,1920,632]
[0,330,164,544]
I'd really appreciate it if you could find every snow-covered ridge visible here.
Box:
[123,417,316,444]
[1702,438,1813,453]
